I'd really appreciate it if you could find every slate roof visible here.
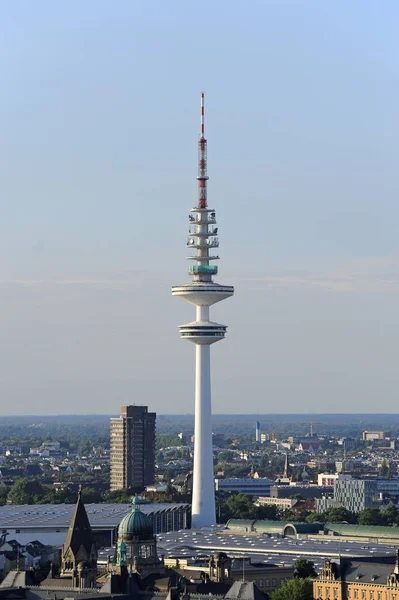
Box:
[225,581,265,600]
[330,556,397,584]
[62,490,95,559]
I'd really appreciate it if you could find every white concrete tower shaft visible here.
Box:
[171,94,234,528]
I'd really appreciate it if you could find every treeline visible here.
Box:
[215,493,399,527]
[0,478,139,506]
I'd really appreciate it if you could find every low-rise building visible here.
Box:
[256,497,298,510]
[362,431,391,441]
[315,554,399,600]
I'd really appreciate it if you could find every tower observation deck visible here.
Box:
[171,93,234,527]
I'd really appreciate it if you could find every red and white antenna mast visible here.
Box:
[197,92,208,209]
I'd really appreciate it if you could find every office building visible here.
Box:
[172,93,234,527]
[215,478,273,496]
[110,405,156,492]
[334,478,379,513]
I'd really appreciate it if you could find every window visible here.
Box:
[272,580,277,587]
[334,589,338,598]
[370,592,374,600]
[354,590,358,599]
[377,593,381,600]
[362,592,366,600]
[15,529,20,534]
[318,587,323,597]
[265,580,270,587]
[326,588,330,598]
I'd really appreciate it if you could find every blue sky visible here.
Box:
[1,1,399,414]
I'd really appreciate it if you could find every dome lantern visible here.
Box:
[118,496,154,542]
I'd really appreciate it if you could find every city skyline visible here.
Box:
[1,2,399,415]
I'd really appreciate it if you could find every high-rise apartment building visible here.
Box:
[255,421,261,443]
[110,405,156,492]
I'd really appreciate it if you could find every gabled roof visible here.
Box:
[62,488,95,559]
[225,581,265,600]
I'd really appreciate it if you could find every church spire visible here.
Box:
[62,486,93,557]
[61,485,98,587]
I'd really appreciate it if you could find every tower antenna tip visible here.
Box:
[200,92,205,138]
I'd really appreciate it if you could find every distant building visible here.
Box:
[215,478,273,496]
[362,431,391,441]
[212,433,225,446]
[316,497,343,512]
[177,432,187,444]
[270,485,333,500]
[317,473,353,487]
[255,497,298,510]
[334,479,379,513]
[110,405,156,492]
[297,441,322,453]
[255,421,261,443]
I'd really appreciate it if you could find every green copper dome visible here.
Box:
[118,497,153,540]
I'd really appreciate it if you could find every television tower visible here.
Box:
[172,93,234,528]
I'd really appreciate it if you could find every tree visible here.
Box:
[0,487,8,506]
[271,577,313,600]
[358,508,384,526]
[156,434,182,450]
[306,512,326,523]
[325,507,357,524]
[254,504,279,521]
[8,478,46,504]
[81,487,102,503]
[294,559,317,579]
[102,489,131,503]
[217,450,235,463]
[78,439,93,457]
[381,503,398,526]
[379,459,391,478]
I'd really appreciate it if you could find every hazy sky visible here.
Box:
[1,1,399,415]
